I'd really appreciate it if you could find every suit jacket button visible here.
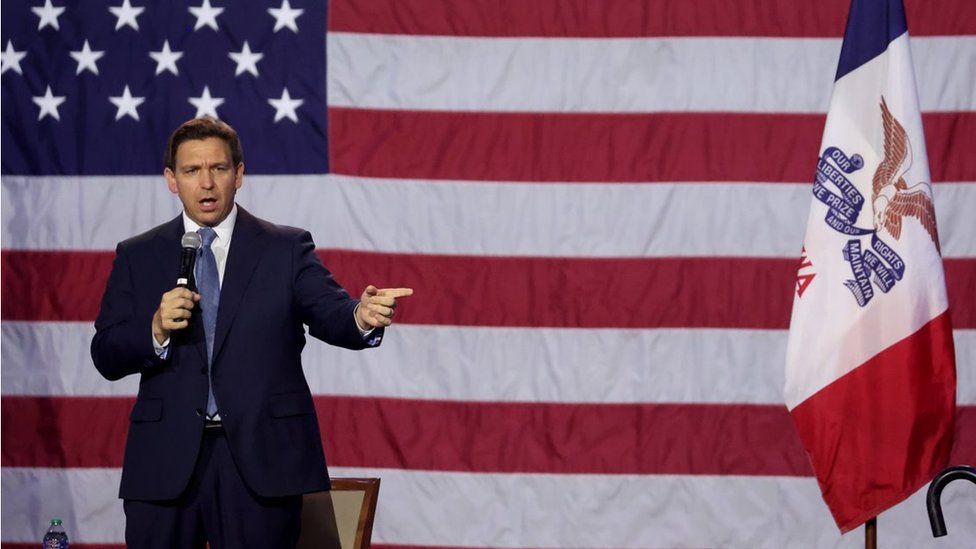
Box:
[195,408,203,417]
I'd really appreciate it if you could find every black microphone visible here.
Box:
[177,231,202,289]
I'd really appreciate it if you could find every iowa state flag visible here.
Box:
[785,0,957,533]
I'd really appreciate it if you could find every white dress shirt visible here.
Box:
[152,205,238,354]
[152,205,371,357]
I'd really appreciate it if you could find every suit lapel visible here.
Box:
[213,207,268,363]
[152,215,185,279]
[153,215,210,365]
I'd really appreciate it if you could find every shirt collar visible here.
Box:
[182,204,238,246]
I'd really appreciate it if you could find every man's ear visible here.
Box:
[164,167,178,194]
[234,162,244,189]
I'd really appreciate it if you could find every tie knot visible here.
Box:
[198,227,217,247]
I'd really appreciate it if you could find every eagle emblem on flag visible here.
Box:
[871,97,941,252]
[807,95,949,307]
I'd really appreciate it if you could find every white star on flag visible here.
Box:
[32,0,65,31]
[32,86,66,121]
[69,40,105,75]
[188,86,224,118]
[108,0,146,31]
[149,40,184,76]
[268,88,304,123]
[109,85,146,121]
[228,41,263,77]
[268,0,303,33]
[189,0,224,31]
[1,41,27,75]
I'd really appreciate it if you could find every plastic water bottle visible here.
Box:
[42,518,68,548]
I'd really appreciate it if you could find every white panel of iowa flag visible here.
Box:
[2,0,975,548]
[785,0,957,534]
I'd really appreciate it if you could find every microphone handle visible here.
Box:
[177,247,197,289]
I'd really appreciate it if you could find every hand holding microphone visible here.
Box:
[151,232,203,344]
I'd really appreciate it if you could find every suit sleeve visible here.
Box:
[292,231,383,349]
[90,243,166,380]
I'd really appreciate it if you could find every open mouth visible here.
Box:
[199,197,218,212]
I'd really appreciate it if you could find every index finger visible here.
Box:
[377,288,414,298]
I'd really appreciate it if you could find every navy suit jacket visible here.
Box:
[91,207,382,501]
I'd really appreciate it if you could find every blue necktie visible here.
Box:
[197,227,220,417]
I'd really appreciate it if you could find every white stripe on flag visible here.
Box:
[3,176,974,258]
[328,34,976,113]
[4,322,974,404]
[1,468,125,544]
[3,466,974,547]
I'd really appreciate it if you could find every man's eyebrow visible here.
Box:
[179,160,230,170]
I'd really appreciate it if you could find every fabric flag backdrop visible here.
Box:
[1,0,974,547]
[785,0,957,534]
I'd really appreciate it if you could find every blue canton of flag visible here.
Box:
[1,0,327,175]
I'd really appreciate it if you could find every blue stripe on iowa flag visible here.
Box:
[835,0,908,81]
[1,0,327,175]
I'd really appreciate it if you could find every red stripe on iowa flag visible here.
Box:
[790,311,957,533]
[329,109,976,183]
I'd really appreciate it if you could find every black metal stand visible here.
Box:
[926,464,976,537]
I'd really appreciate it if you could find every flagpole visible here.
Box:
[865,517,877,549]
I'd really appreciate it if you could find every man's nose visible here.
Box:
[200,170,216,188]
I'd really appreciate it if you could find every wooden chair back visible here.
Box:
[297,477,380,549]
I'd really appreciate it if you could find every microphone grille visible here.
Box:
[181,231,203,249]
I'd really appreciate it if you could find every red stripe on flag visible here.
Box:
[328,0,976,37]
[329,109,975,184]
[946,256,976,329]
[320,398,813,475]
[4,395,974,475]
[0,250,112,322]
[958,406,976,463]
[790,311,958,533]
[3,251,974,329]
[0,395,802,475]
[324,251,798,329]
[329,108,824,183]
[924,112,976,183]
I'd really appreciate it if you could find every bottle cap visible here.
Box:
[51,518,62,525]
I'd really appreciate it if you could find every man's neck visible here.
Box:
[182,204,238,236]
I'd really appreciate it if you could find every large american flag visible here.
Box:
[1,0,974,547]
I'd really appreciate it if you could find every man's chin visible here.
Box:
[187,209,226,227]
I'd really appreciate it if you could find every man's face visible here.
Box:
[164,137,244,227]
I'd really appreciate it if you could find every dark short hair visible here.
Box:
[164,117,244,170]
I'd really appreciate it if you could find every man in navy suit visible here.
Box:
[91,117,411,548]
